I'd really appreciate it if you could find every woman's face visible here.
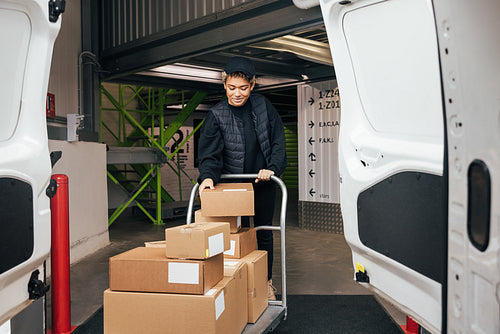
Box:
[224,76,255,107]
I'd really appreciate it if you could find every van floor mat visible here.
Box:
[272,295,404,334]
[71,295,403,334]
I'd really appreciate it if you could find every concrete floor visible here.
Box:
[60,189,406,330]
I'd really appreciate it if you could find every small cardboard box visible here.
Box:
[222,260,249,330]
[223,228,257,259]
[240,250,269,323]
[200,183,254,217]
[165,222,230,260]
[225,251,268,323]
[195,209,242,233]
[144,240,166,248]
[109,247,223,295]
[104,260,248,334]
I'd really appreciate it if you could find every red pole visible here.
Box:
[50,174,73,334]
[405,316,420,334]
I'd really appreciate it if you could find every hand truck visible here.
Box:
[186,174,288,333]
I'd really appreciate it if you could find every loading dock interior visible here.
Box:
[16,0,406,332]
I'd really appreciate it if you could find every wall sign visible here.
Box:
[161,126,197,201]
[298,81,341,203]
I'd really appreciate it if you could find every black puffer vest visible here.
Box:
[210,94,272,174]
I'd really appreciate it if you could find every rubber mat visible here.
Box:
[273,295,404,334]
[72,295,403,334]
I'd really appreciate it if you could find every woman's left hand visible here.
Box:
[255,169,275,183]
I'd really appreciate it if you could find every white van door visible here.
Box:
[433,1,500,333]
[0,0,61,326]
[320,0,445,332]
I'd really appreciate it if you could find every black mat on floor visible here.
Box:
[72,295,402,334]
[273,295,403,334]
[72,307,103,334]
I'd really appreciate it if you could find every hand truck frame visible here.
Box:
[186,174,287,333]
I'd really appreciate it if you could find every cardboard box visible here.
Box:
[223,228,257,259]
[144,240,166,248]
[222,260,249,330]
[109,247,223,295]
[165,222,230,260]
[195,209,242,233]
[104,260,248,334]
[225,250,268,323]
[200,183,254,217]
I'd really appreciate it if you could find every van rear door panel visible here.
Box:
[0,0,61,325]
[320,0,445,331]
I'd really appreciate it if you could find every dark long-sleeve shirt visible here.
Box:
[197,96,287,184]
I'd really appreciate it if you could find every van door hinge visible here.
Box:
[48,0,65,23]
[28,270,50,300]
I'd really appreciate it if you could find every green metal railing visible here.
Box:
[100,84,206,225]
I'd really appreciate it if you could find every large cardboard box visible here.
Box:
[223,228,257,259]
[165,222,230,260]
[200,183,254,217]
[225,250,268,323]
[109,247,223,295]
[195,209,242,233]
[104,260,248,334]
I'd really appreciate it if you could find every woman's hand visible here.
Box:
[199,178,215,196]
[255,169,275,183]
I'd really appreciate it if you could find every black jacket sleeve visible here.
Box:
[265,99,288,176]
[197,111,224,184]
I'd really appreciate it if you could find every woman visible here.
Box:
[197,56,287,300]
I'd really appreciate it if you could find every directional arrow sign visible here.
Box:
[308,153,316,161]
[309,169,315,177]
[308,97,315,105]
[309,121,314,128]
[308,137,315,145]
[309,188,316,196]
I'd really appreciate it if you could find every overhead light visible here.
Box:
[137,63,223,83]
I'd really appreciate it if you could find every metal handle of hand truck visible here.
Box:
[186,174,288,315]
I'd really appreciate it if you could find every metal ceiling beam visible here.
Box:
[100,2,324,80]
[250,35,333,66]
[186,53,306,79]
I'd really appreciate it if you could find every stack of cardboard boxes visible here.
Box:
[198,183,269,324]
[103,183,269,333]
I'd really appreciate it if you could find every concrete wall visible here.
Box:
[49,140,109,263]
[48,0,81,118]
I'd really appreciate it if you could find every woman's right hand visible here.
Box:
[199,178,215,197]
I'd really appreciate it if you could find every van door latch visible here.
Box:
[48,0,66,23]
[28,270,50,300]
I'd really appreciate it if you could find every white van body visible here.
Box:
[0,0,61,326]
[304,0,500,332]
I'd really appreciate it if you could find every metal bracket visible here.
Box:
[46,178,58,199]
[50,151,62,168]
[48,0,65,23]
[28,270,50,300]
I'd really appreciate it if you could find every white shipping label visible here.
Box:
[208,233,224,256]
[215,291,225,320]
[237,216,241,228]
[223,240,236,256]
[168,262,200,284]
[205,289,217,296]
[222,189,247,192]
